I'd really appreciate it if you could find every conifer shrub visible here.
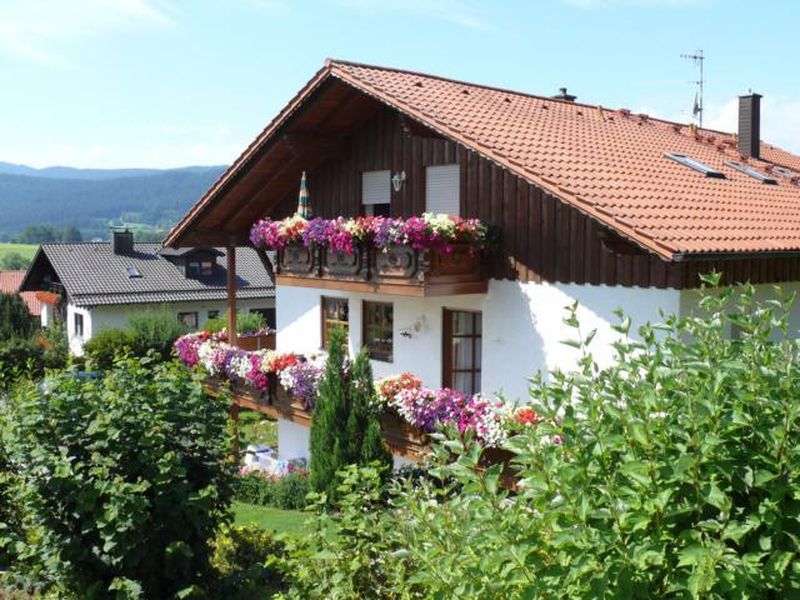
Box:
[0,292,34,340]
[309,328,392,500]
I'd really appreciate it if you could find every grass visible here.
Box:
[232,501,310,536]
[0,243,38,266]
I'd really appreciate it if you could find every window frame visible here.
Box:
[442,308,482,394]
[362,300,394,362]
[250,307,276,330]
[74,312,84,338]
[320,296,349,350]
[178,311,199,329]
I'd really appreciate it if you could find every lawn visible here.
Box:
[232,501,310,536]
[238,410,278,449]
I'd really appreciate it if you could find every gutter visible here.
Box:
[673,250,800,262]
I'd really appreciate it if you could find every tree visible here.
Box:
[0,292,34,339]
[1,251,30,270]
[309,327,350,499]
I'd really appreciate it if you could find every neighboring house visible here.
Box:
[165,59,800,461]
[0,270,42,317]
[21,230,275,355]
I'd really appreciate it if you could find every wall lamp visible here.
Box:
[391,171,406,192]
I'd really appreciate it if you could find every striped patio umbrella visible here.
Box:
[297,171,311,218]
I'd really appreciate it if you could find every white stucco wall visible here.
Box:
[67,297,275,355]
[277,280,681,403]
[277,418,310,460]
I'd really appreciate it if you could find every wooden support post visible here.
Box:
[229,402,240,462]
[226,243,238,346]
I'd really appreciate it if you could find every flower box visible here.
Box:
[380,410,430,460]
[277,242,317,275]
[320,245,369,280]
[236,332,276,352]
[269,384,313,427]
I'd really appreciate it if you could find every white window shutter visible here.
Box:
[362,170,391,205]
[425,164,460,216]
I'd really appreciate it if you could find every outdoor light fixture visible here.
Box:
[391,170,406,192]
[400,314,427,338]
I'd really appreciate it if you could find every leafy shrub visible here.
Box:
[0,338,44,390]
[38,318,69,370]
[235,471,311,510]
[277,464,419,600]
[4,357,235,597]
[126,310,188,361]
[210,524,287,598]
[281,280,800,599]
[82,327,135,370]
[206,311,266,335]
[0,292,35,339]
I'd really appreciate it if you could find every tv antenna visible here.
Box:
[681,49,705,127]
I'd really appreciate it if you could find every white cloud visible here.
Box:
[331,0,491,30]
[0,0,172,68]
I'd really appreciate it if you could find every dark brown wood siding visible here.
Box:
[268,105,800,289]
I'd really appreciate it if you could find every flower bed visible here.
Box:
[176,335,543,448]
[250,213,490,255]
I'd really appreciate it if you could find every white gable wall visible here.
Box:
[277,280,681,403]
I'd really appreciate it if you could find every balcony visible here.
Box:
[275,243,488,296]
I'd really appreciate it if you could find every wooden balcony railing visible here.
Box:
[235,332,276,352]
[275,243,487,296]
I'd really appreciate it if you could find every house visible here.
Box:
[165,59,800,462]
[0,270,42,317]
[20,229,275,355]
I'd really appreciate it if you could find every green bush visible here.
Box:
[277,464,420,600]
[234,471,311,510]
[0,292,35,339]
[281,279,800,599]
[4,357,235,598]
[210,523,287,598]
[82,327,135,370]
[126,310,188,361]
[0,338,44,390]
[39,319,69,370]
[206,311,266,335]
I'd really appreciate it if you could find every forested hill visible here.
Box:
[0,164,226,241]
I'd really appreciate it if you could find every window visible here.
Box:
[724,161,777,184]
[208,310,220,320]
[442,309,482,394]
[321,297,348,350]
[363,301,393,362]
[187,260,215,277]
[250,307,276,330]
[74,313,84,338]
[178,311,198,329]
[665,153,725,178]
[126,266,142,278]
[425,164,460,215]
[362,170,391,217]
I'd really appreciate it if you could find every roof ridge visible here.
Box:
[328,58,735,137]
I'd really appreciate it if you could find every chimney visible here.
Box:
[112,229,134,255]
[738,93,762,159]
[552,87,577,102]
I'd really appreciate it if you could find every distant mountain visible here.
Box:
[0,163,227,241]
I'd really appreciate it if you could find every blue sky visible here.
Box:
[2,0,799,168]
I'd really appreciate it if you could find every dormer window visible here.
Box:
[187,259,215,277]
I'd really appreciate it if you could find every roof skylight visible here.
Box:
[724,161,777,185]
[126,266,142,279]
[772,166,797,178]
[665,153,725,178]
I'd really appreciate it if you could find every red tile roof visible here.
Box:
[0,270,41,316]
[167,59,800,260]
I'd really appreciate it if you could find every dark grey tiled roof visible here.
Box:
[28,243,273,307]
